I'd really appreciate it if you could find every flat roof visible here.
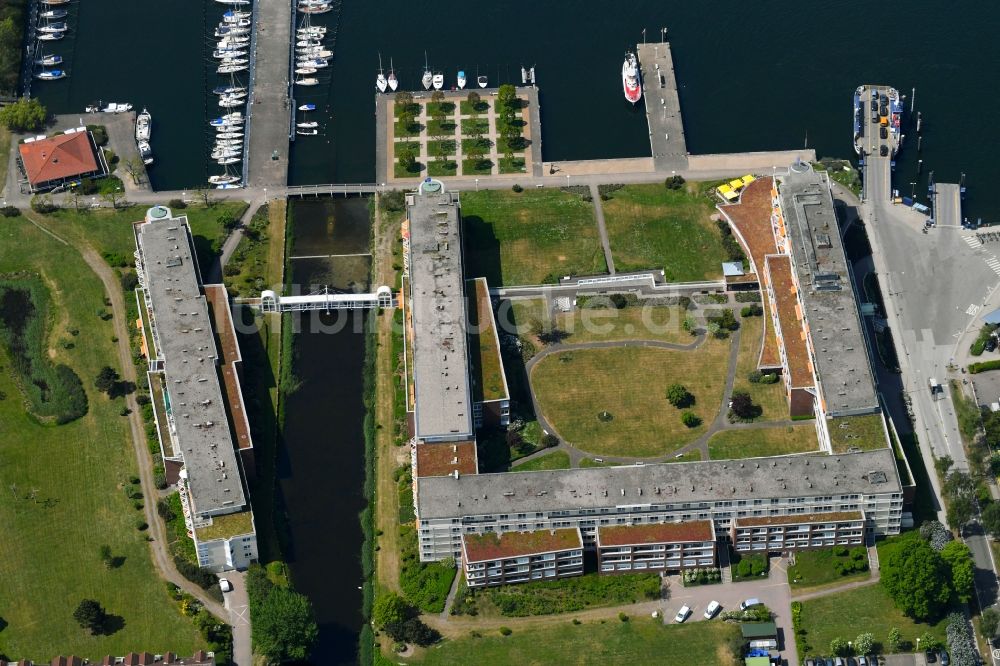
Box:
[462,527,582,563]
[778,166,879,415]
[597,520,713,547]
[415,441,478,478]
[406,189,475,441]
[735,510,863,527]
[468,277,509,403]
[765,254,813,389]
[417,449,901,520]
[138,217,247,516]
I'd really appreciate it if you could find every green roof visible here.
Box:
[195,509,254,542]
[828,413,888,453]
[741,622,777,639]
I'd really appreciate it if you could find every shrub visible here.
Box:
[666,383,694,408]
[741,304,763,317]
[729,391,762,422]
[0,98,47,132]
[664,175,685,190]
[969,360,1000,374]
[946,612,976,666]
[681,411,701,428]
[0,205,19,217]
[135,519,148,531]
[31,195,58,214]
[168,198,187,209]
[512,184,523,193]
[499,626,512,636]
[748,370,763,383]
[618,612,628,622]
[760,373,779,384]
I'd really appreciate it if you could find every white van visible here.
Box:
[740,598,761,610]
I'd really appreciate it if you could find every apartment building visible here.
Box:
[462,528,584,587]
[415,449,902,563]
[596,520,716,573]
[732,510,866,553]
[134,206,258,572]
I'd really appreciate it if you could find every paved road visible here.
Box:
[223,570,252,666]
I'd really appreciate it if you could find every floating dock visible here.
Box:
[932,182,961,227]
[636,42,688,171]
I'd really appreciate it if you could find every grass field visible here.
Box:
[601,183,729,281]
[508,299,689,347]
[787,547,870,591]
[400,617,739,666]
[37,202,244,274]
[461,189,606,286]
[796,584,947,660]
[513,451,570,472]
[530,339,730,457]
[707,425,818,460]
[730,313,787,420]
[0,217,202,659]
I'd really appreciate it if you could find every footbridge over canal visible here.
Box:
[236,285,396,312]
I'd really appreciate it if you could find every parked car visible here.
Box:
[939,650,950,665]
[740,598,761,610]
[880,145,889,157]
[219,578,232,593]
[857,657,868,666]
[804,660,816,666]
[880,126,888,139]
[847,658,858,666]
[986,336,997,352]
[925,649,937,663]
[704,600,721,619]
[674,605,691,623]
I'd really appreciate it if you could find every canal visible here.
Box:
[278,197,372,664]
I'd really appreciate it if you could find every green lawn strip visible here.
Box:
[828,413,889,452]
[426,139,457,157]
[461,137,493,154]
[426,118,457,138]
[471,572,660,617]
[427,159,458,177]
[512,451,570,472]
[951,380,982,445]
[496,136,527,154]
[787,546,870,590]
[476,421,548,472]
[530,341,729,458]
[461,117,490,136]
[459,100,490,115]
[461,158,494,176]
[731,313,787,420]
[796,583,947,661]
[223,204,272,298]
[461,189,607,286]
[707,425,818,460]
[392,101,421,118]
[399,524,456,613]
[406,617,739,665]
[0,127,11,191]
[601,183,729,280]
[0,217,202,657]
[499,157,526,174]
[426,101,456,118]
[551,305,689,345]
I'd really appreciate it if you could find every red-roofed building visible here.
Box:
[596,520,716,573]
[18,130,107,192]
[462,528,583,587]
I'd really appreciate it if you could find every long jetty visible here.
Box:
[636,41,688,171]
[244,0,293,190]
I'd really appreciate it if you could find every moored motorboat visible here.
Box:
[295,77,319,86]
[40,0,70,5]
[214,0,250,5]
[222,9,251,19]
[218,64,248,74]
[296,129,318,136]
[215,131,243,139]
[35,68,66,80]
[138,140,153,165]
[295,67,317,76]
[215,183,242,190]
[39,21,68,32]
[213,49,247,59]
[212,85,245,95]
[375,53,387,93]
[209,174,240,185]
[431,72,443,90]
[40,9,68,19]
[422,51,432,90]
[457,70,466,89]
[622,51,641,104]
[216,157,241,165]
[37,31,64,40]
[135,107,151,141]
[297,121,318,128]
[297,48,332,58]
[298,103,316,111]
[477,74,487,88]
[298,58,327,68]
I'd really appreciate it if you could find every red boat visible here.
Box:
[622,51,641,104]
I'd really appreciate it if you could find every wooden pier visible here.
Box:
[933,182,962,227]
[636,41,688,172]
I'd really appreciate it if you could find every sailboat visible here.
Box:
[209,174,240,185]
[35,69,66,80]
[296,77,319,87]
[40,9,67,19]
[421,51,432,90]
[388,58,398,91]
[39,22,68,33]
[298,103,316,111]
[376,53,387,93]
[295,67,317,75]
[35,53,62,66]
[37,31,63,41]
[297,121,319,128]
[296,129,319,136]
[457,70,466,89]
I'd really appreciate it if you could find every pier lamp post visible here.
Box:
[910,182,916,199]
[475,178,479,192]
[264,187,267,202]
[661,27,667,43]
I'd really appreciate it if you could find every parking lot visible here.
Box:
[665,557,796,666]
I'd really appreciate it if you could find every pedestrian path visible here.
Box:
[964,235,983,249]
[986,255,1000,277]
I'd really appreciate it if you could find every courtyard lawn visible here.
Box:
[554,305,690,345]
[787,547,871,591]
[530,339,730,458]
[499,157,527,174]
[427,159,458,177]
[601,183,729,281]
[400,617,739,666]
[462,117,490,136]
[796,584,947,661]
[512,451,570,472]
[462,158,494,176]
[0,217,202,659]
[462,189,607,286]
[460,99,490,115]
[731,313,788,421]
[707,425,818,460]
[393,117,422,138]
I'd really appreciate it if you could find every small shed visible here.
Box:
[722,262,745,277]
[745,658,771,666]
[741,621,777,640]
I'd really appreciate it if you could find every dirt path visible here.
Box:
[25,212,229,622]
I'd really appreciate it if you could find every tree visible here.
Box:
[394,91,413,108]
[830,637,849,657]
[99,544,113,568]
[101,188,123,210]
[73,599,107,634]
[123,157,143,185]
[943,470,977,528]
[218,209,240,230]
[982,607,1000,642]
[887,627,902,653]
[940,540,975,603]
[466,140,486,168]
[373,592,410,628]
[681,411,701,428]
[0,98,47,132]
[855,632,874,655]
[666,383,693,408]
[917,631,940,652]
[253,586,319,662]
[729,391,761,421]
[466,91,481,112]
[69,188,84,213]
[880,532,952,621]
[95,366,120,394]
[982,501,1000,539]
[398,145,417,173]
[430,90,444,106]
[194,187,216,208]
